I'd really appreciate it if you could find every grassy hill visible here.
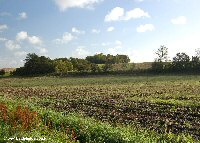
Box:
[134,62,153,70]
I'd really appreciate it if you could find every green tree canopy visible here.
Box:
[53,59,73,74]
[172,52,190,71]
[14,53,55,75]
[0,69,5,76]
[86,53,107,64]
[86,53,130,64]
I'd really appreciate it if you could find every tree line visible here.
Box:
[10,46,200,76]
[152,45,200,73]
[12,53,130,76]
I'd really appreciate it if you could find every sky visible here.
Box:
[0,0,200,68]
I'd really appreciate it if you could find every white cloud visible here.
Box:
[115,40,122,45]
[5,40,21,50]
[54,0,102,11]
[14,51,27,57]
[91,29,100,34]
[0,32,48,62]
[55,32,76,44]
[105,7,124,22]
[101,40,155,62]
[136,24,155,32]
[128,48,154,62]
[0,37,7,41]
[72,27,85,35]
[73,46,90,58]
[15,31,47,55]
[62,33,75,42]
[101,42,110,46]
[171,16,187,25]
[0,24,8,30]
[107,45,122,55]
[0,58,25,68]
[107,26,115,32]
[28,36,42,45]
[16,31,28,41]
[32,47,48,55]
[38,48,48,54]
[16,31,42,45]
[105,40,123,55]
[105,7,150,22]
[168,33,200,59]
[124,8,150,20]
[18,12,27,19]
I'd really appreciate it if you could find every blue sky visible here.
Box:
[0,0,200,68]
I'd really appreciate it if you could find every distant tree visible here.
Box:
[155,45,169,62]
[91,63,100,73]
[152,62,164,72]
[172,52,190,71]
[152,45,169,72]
[102,63,112,72]
[191,56,200,71]
[86,53,130,64]
[69,57,79,71]
[76,59,91,72]
[14,53,55,75]
[69,58,92,72]
[13,67,25,76]
[115,55,130,63]
[106,54,115,64]
[0,69,5,76]
[195,48,200,58]
[54,59,73,75]
[86,53,107,64]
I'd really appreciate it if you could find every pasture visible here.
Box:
[0,75,200,142]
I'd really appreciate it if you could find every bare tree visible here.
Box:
[155,45,169,62]
[195,48,200,58]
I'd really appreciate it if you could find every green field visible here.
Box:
[0,75,200,142]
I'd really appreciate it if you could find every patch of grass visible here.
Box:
[0,101,77,143]
[1,75,200,87]
[0,97,198,143]
[1,75,200,142]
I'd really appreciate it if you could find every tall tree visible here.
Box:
[54,59,73,75]
[86,53,107,64]
[0,69,5,76]
[152,45,169,72]
[14,53,55,75]
[115,55,130,63]
[191,56,200,70]
[155,45,169,62]
[172,52,190,71]
[76,59,91,72]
